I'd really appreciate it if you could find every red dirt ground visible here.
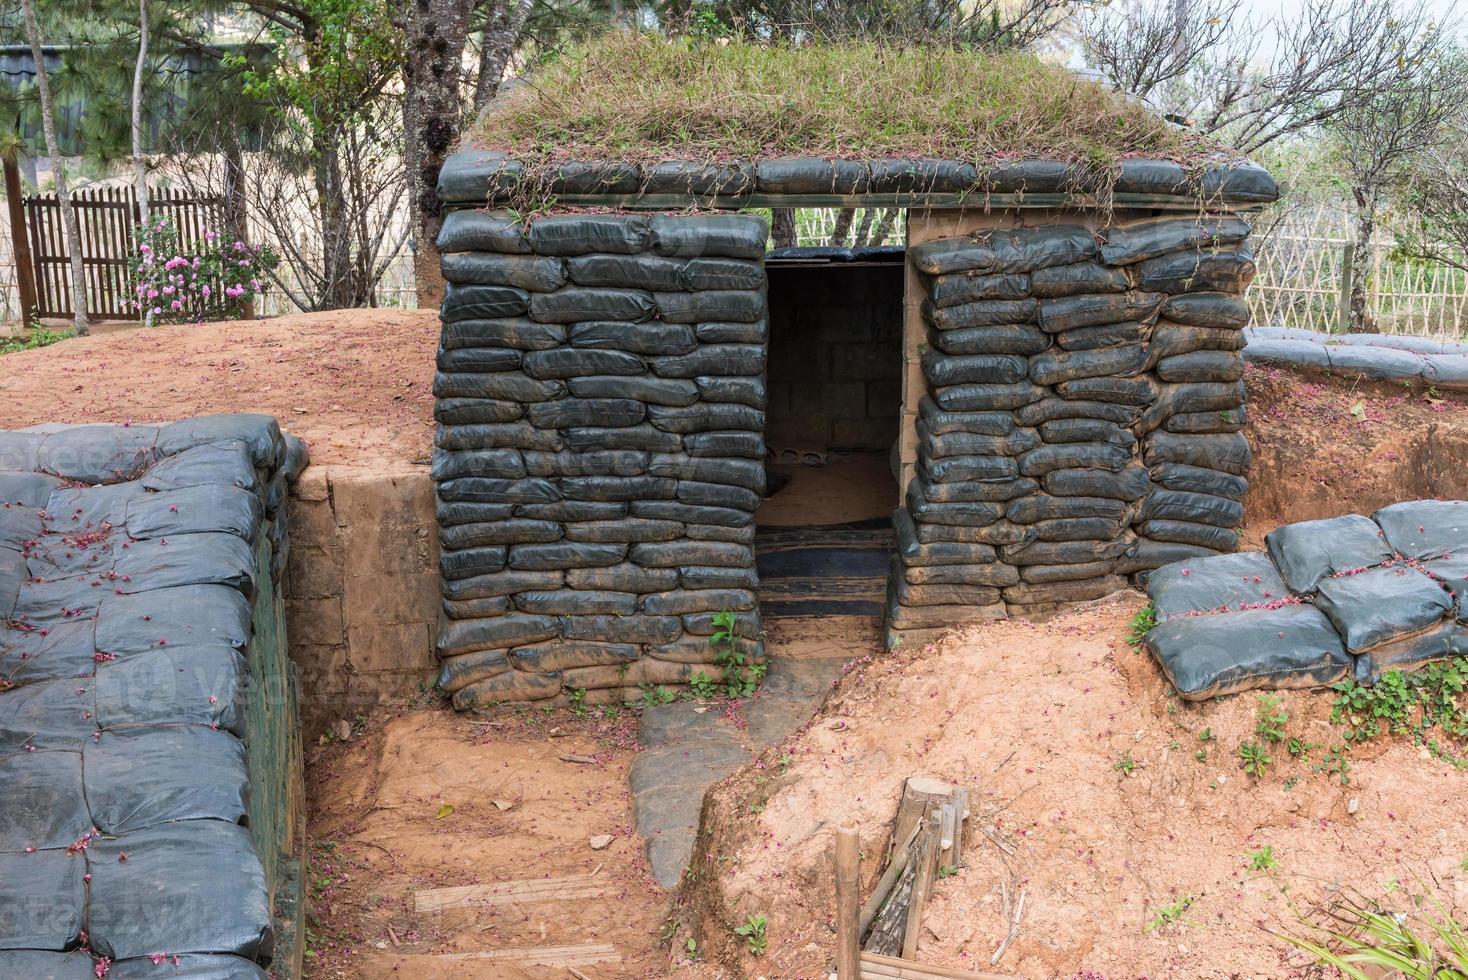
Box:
[0,310,439,465]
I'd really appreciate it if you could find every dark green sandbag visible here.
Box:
[922,351,1028,386]
[682,258,764,292]
[522,348,646,380]
[1147,461,1249,498]
[441,252,567,291]
[435,399,524,425]
[1136,519,1240,551]
[1018,443,1132,476]
[442,283,530,322]
[1162,406,1248,434]
[569,321,697,356]
[934,382,1045,412]
[1037,291,1164,333]
[922,454,1019,484]
[1053,321,1145,352]
[644,161,754,196]
[924,298,1038,330]
[1054,376,1157,405]
[1038,419,1136,447]
[431,448,527,482]
[1028,345,1147,386]
[569,375,699,407]
[567,253,685,291]
[528,214,652,256]
[1136,246,1256,294]
[1030,261,1130,298]
[1014,398,1142,426]
[1040,465,1150,500]
[654,290,766,324]
[1006,494,1127,524]
[432,371,564,402]
[436,208,530,253]
[1143,431,1251,476]
[928,272,1030,308]
[918,420,1038,457]
[1148,322,1247,359]
[755,156,869,194]
[441,318,565,351]
[1138,488,1244,528]
[1156,350,1244,383]
[651,214,768,259]
[529,288,657,324]
[918,397,1015,436]
[1099,215,1251,266]
[435,346,522,373]
[932,323,1051,356]
[436,421,564,451]
[1162,292,1251,328]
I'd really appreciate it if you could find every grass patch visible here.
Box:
[472,33,1213,178]
[0,325,74,355]
[1125,604,1157,648]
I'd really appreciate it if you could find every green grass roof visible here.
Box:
[468,33,1219,169]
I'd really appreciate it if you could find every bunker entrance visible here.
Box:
[756,246,905,617]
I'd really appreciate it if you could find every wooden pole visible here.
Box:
[835,823,861,980]
[900,812,941,958]
[5,153,37,326]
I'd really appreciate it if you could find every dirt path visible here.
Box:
[304,698,673,978]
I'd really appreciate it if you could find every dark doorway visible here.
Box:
[756,246,904,617]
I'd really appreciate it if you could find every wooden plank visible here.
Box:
[901,812,940,958]
[413,874,606,913]
[392,943,620,968]
[835,824,861,980]
[861,950,1015,980]
[5,154,38,324]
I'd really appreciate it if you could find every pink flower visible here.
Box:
[201,285,211,298]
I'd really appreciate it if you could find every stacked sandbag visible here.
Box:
[890,216,1256,641]
[0,415,306,978]
[1143,501,1468,699]
[433,210,769,709]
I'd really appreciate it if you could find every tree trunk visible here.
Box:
[22,0,88,335]
[133,0,152,325]
[772,207,797,249]
[1348,185,1374,333]
[871,207,899,246]
[401,0,477,310]
[312,140,356,310]
[474,0,532,113]
[829,207,854,246]
[853,208,876,247]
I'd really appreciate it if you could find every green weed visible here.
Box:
[1238,740,1273,777]
[1113,752,1138,775]
[1126,605,1157,647]
[1331,659,1468,749]
[1248,846,1279,872]
[1255,694,1289,743]
[1147,895,1195,932]
[710,610,765,699]
[0,325,73,356]
[734,913,768,957]
[689,672,718,699]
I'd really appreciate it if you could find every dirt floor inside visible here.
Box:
[684,594,1468,979]
[759,451,897,527]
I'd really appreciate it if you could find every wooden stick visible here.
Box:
[938,803,956,868]
[990,889,1026,967]
[858,819,923,936]
[901,812,941,958]
[835,823,861,980]
[953,787,970,868]
[861,950,1015,979]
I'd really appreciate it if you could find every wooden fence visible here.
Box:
[23,185,224,320]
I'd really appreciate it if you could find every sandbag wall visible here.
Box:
[1144,501,1468,699]
[433,209,769,708]
[0,415,306,979]
[889,215,1257,642]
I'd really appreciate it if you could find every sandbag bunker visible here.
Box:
[0,416,305,978]
[431,152,1279,701]
[1143,501,1468,700]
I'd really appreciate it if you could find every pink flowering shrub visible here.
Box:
[130,216,278,324]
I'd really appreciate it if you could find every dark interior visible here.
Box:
[756,247,905,617]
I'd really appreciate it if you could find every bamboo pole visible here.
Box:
[835,823,861,980]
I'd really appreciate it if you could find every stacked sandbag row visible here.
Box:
[889,215,1257,642]
[0,415,306,979]
[433,209,769,709]
[1144,501,1468,700]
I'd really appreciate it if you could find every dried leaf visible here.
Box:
[1349,400,1365,419]
[436,804,454,819]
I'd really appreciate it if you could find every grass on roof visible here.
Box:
[471,32,1214,171]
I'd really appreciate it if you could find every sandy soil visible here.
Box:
[0,310,439,466]
[683,594,1468,979]
[303,698,672,978]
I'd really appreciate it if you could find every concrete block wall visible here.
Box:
[285,463,439,735]
[766,263,903,452]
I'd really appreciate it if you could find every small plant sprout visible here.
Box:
[709,610,765,699]
[1239,740,1273,777]
[1126,605,1157,647]
[734,913,768,956]
[1248,846,1279,873]
[1198,727,1214,742]
[1114,752,1138,775]
[689,672,718,700]
[1147,895,1195,932]
[937,864,960,879]
[1255,694,1289,743]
